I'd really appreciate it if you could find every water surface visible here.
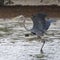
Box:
[0,18,60,60]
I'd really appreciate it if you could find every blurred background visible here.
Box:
[0,0,60,6]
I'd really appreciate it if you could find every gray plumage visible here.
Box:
[31,13,51,36]
[24,13,55,53]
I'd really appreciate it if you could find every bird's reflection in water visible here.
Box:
[30,53,48,60]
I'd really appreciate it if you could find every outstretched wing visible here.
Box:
[31,13,47,36]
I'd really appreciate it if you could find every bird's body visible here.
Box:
[31,13,51,36]
[24,13,54,53]
[31,13,52,53]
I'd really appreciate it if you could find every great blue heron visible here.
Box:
[24,13,55,53]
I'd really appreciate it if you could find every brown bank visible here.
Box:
[0,5,60,18]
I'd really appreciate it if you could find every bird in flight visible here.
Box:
[24,13,55,53]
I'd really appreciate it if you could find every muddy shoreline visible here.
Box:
[0,5,60,18]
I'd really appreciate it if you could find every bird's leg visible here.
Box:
[40,40,45,53]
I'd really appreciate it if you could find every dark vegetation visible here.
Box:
[0,0,14,6]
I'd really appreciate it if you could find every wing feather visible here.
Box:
[31,13,47,36]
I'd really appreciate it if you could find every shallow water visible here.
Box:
[0,18,60,60]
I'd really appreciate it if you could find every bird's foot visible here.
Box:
[40,49,44,53]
